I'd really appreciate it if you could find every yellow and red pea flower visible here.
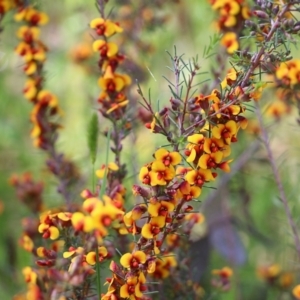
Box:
[185,133,206,163]
[220,32,239,54]
[276,59,300,86]
[16,25,40,43]
[185,168,215,187]
[120,272,147,299]
[154,148,182,167]
[23,78,38,101]
[0,0,14,13]
[120,251,147,269]
[141,216,165,239]
[148,160,175,186]
[93,40,119,58]
[86,246,108,265]
[71,212,95,232]
[90,18,123,37]
[22,266,37,284]
[150,254,177,279]
[19,234,34,252]
[14,6,49,26]
[96,162,119,179]
[178,181,201,201]
[148,200,174,217]
[98,73,132,93]
[212,120,237,145]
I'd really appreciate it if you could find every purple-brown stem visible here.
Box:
[255,100,300,260]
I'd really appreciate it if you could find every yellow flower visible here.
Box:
[120,251,146,269]
[220,32,239,54]
[154,148,182,166]
[90,18,123,37]
[86,246,108,265]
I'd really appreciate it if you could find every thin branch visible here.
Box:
[255,101,300,260]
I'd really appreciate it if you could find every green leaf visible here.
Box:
[87,113,99,165]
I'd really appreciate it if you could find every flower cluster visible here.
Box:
[209,0,250,53]
[90,17,131,118]
[13,5,61,149]
[98,65,250,298]
[8,0,300,299]
[257,264,295,290]
[264,59,300,119]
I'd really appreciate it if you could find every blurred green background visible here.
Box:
[1,1,300,299]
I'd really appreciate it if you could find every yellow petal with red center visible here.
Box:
[219,159,233,173]
[187,133,204,144]
[180,181,191,194]
[26,10,49,26]
[23,80,37,100]
[33,47,46,61]
[120,253,132,268]
[90,18,104,29]
[71,211,84,224]
[242,6,251,19]
[86,252,96,265]
[49,226,59,240]
[24,61,37,75]
[220,32,239,54]
[169,152,182,165]
[198,154,210,169]
[83,197,102,213]
[212,151,223,163]
[147,260,156,273]
[114,77,126,91]
[134,251,147,264]
[83,216,95,232]
[17,26,40,41]
[229,105,241,115]
[104,22,120,36]
[120,283,130,298]
[36,247,45,257]
[135,283,143,298]
[149,171,165,186]
[14,7,28,22]
[153,216,166,228]
[141,223,154,239]
[38,223,48,233]
[15,42,32,61]
[185,170,197,185]
[191,186,201,198]
[151,160,165,172]
[22,267,37,284]
[161,200,174,213]
[92,40,105,52]
[99,246,108,257]
[226,120,237,135]
[107,43,118,57]
[154,148,168,160]
[222,145,231,157]
[148,202,160,217]
[164,165,175,181]
[222,1,240,15]
[212,124,224,139]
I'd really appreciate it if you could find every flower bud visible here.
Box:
[170,97,181,110]
[252,10,269,19]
